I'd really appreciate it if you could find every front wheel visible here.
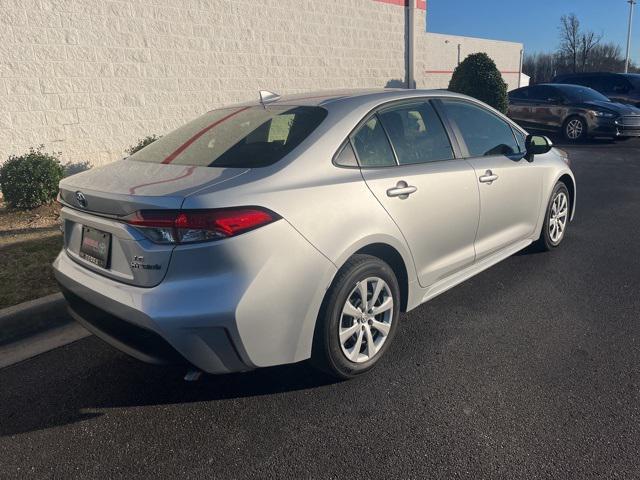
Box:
[563,116,587,142]
[311,254,400,379]
[535,182,570,251]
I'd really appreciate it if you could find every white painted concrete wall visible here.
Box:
[0,0,522,166]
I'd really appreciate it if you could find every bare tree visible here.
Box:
[559,14,581,72]
[558,13,601,73]
[580,30,602,70]
[524,14,639,85]
[587,43,623,71]
[524,41,640,85]
[523,52,560,84]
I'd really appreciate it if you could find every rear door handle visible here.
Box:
[479,170,498,184]
[386,180,417,199]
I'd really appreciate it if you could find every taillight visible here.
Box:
[123,207,279,244]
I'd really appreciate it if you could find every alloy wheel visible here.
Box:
[549,191,569,243]
[566,119,584,140]
[339,277,394,363]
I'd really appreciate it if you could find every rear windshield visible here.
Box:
[128,105,327,168]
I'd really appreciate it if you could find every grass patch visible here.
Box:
[0,200,62,308]
[0,232,63,309]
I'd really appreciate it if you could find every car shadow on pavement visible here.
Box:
[0,337,341,437]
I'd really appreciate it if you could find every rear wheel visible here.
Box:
[535,182,570,251]
[563,116,587,142]
[311,254,400,379]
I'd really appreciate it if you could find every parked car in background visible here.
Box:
[552,72,640,107]
[508,83,640,142]
[54,89,576,380]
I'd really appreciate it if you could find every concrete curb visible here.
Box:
[0,292,90,368]
[0,293,67,346]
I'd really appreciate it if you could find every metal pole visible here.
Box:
[407,0,416,88]
[625,0,636,73]
[518,49,523,88]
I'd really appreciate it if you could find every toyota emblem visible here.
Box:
[75,191,87,208]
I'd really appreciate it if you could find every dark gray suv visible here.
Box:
[552,72,640,107]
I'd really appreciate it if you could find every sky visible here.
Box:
[426,0,639,61]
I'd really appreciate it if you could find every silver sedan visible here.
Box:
[54,89,576,379]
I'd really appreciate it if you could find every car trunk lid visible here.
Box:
[58,160,249,287]
[59,159,249,215]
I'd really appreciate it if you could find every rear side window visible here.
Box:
[334,141,359,167]
[509,87,529,100]
[527,85,558,102]
[352,116,396,167]
[441,100,519,157]
[378,102,454,165]
[602,75,632,93]
[128,106,327,168]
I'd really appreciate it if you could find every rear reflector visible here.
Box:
[123,207,279,244]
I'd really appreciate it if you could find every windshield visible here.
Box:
[556,85,611,103]
[128,105,327,168]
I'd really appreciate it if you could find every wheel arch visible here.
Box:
[558,173,576,221]
[353,243,410,312]
[533,168,577,241]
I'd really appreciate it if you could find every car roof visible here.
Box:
[235,88,469,108]
[556,72,631,78]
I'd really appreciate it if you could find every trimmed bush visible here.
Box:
[0,147,64,209]
[448,53,509,114]
[126,135,161,155]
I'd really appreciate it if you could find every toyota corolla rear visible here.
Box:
[53,103,338,374]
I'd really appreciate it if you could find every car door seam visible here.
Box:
[357,167,420,284]
[463,158,482,263]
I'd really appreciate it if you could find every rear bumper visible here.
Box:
[53,219,337,374]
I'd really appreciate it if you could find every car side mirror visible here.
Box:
[525,135,553,160]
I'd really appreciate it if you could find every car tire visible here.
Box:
[535,182,570,251]
[311,254,400,379]
[563,116,587,142]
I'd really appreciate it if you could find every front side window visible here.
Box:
[351,116,396,167]
[378,102,454,165]
[128,106,327,168]
[512,128,527,152]
[440,100,519,157]
[568,76,593,88]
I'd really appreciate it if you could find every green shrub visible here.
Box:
[448,52,509,114]
[126,135,161,155]
[0,146,64,209]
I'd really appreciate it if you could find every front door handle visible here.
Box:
[479,170,499,184]
[386,180,417,199]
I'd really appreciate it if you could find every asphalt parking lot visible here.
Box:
[1,139,639,479]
